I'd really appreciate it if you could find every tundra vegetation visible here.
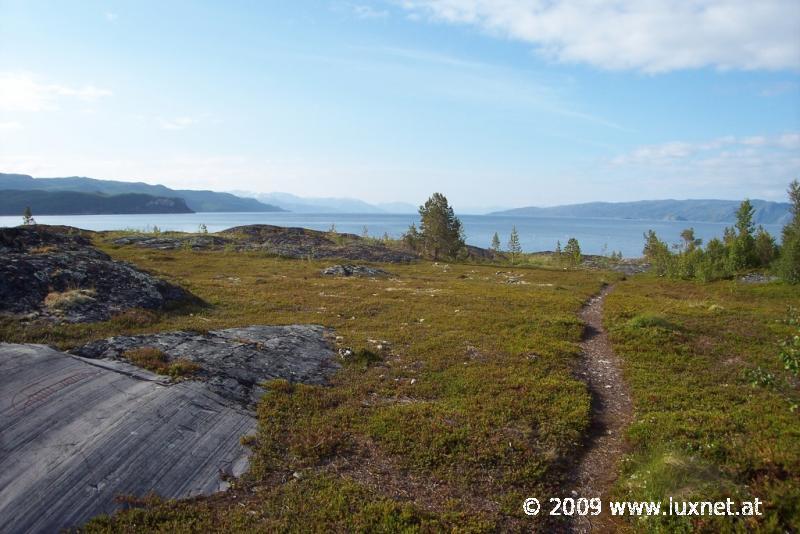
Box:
[1,187,797,532]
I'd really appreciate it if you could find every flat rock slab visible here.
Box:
[321,264,393,278]
[0,343,256,533]
[72,325,339,408]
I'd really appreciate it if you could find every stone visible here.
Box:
[320,264,393,277]
[0,225,198,323]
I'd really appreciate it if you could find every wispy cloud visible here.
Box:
[0,72,112,112]
[611,134,800,166]
[399,0,800,72]
[605,133,800,200]
[759,81,799,97]
[299,46,627,130]
[351,4,389,19]
[332,2,389,20]
[157,117,199,130]
[378,46,489,70]
[105,12,118,22]
[0,121,22,131]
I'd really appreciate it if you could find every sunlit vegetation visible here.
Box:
[605,277,800,531]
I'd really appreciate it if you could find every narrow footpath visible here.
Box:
[569,285,634,533]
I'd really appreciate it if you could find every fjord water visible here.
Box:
[0,213,782,258]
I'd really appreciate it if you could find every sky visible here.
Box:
[0,0,799,210]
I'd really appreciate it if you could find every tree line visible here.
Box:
[643,180,799,284]
[402,193,585,266]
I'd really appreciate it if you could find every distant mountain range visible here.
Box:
[1,172,792,224]
[0,189,193,216]
[232,191,418,214]
[0,173,283,213]
[490,199,791,225]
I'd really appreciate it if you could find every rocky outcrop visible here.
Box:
[72,325,338,408]
[111,234,228,250]
[0,225,197,322]
[0,343,254,533]
[111,224,418,263]
[321,264,393,277]
[0,322,339,531]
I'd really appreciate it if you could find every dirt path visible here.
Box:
[569,285,633,533]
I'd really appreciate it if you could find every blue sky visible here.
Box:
[1,0,798,210]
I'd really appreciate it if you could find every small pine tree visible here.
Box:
[754,226,777,267]
[402,223,420,251]
[362,226,369,239]
[490,232,501,253]
[564,237,581,266]
[728,199,757,270]
[777,180,800,283]
[723,226,736,247]
[507,226,522,262]
[22,206,35,226]
[680,227,702,252]
[643,230,672,275]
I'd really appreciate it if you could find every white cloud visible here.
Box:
[0,73,112,112]
[607,133,800,199]
[157,117,199,130]
[105,12,118,22]
[399,0,800,72]
[0,121,22,131]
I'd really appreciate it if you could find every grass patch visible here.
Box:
[626,312,675,330]
[605,276,800,531]
[122,347,201,378]
[43,288,96,310]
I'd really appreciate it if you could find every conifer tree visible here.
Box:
[507,226,522,262]
[564,237,582,266]
[490,232,501,253]
[418,193,465,260]
[22,206,35,226]
[777,180,800,283]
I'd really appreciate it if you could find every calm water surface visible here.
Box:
[0,212,783,258]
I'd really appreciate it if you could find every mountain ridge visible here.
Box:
[0,189,193,215]
[490,199,791,225]
[232,191,418,214]
[0,173,284,213]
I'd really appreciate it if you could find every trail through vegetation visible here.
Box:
[570,285,633,533]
